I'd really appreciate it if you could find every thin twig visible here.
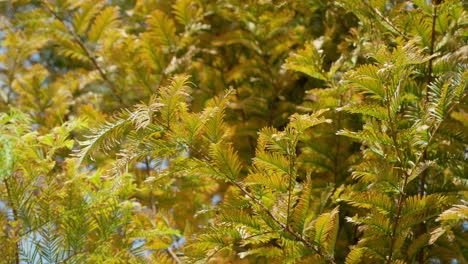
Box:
[385,77,410,263]
[234,91,256,156]
[57,251,85,264]
[426,4,438,102]
[332,94,344,184]
[385,78,463,264]
[362,1,409,40]
[232,181,336,263]
[153,114,335,263]
[418,4,438,264]
[40,1,126,106]
[166,248,182,263]
[4,179,20,264]
[286,138,298,228]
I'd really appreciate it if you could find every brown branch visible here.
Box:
[234,91,256,156]
[386,170,409,264]
[144,157,157,215]
[40,1,126,106]
[332,94,344,184]
[385,82,410,263]
[57,251,85,264]
[166,248,182,263]
[4,179,20,264]
[232,181,336,263]
[153,116,335,263]
[418,3,438,263]
[426,4,438,102]
[386,74,462,264]
[286,138,298,228]
[362,1,409,40]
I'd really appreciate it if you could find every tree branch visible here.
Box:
[286,137,298,228]
[153,115,335,263]
[418,3,438,263]
[166,247,182,263]
[232,181,336,264]
[362,1,409,40]
[40,1,126,106]
[4,178,20,264]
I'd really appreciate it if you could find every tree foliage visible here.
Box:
[0,0,466,263]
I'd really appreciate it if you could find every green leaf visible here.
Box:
[339,103,388,121]
[345,247,378,264]
[88,6,120,42]
[283,42,327,81]
[313,207,340,256]
[158,75,191,128]
[343,192,393,215]
[209,143,242,181]
[72,1,104,35]
[347,64,386,100]
[253,152,290,175]
[77,114,131,164]
[172,0,201,26]
[147,10,177,48]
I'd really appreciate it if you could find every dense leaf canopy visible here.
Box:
[0,0,466,263]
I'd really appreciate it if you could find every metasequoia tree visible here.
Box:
[0,0,466,263]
